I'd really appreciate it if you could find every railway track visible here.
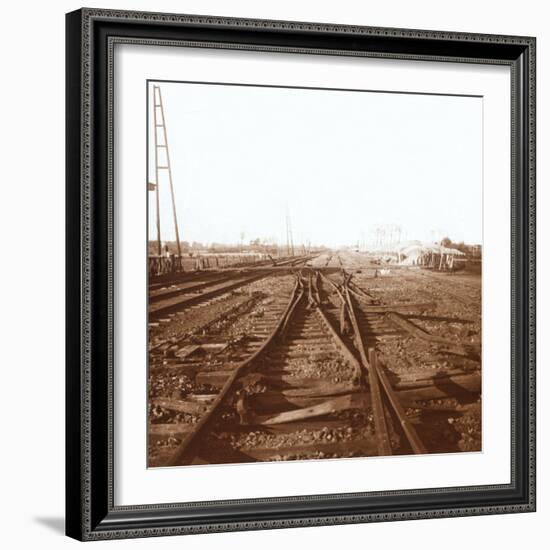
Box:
[149,255,312,292]
[324,270,480,357]
[153,269,468,466]
[318,271,427,455]
[149,272,269,321]
[150,273,244,303]
[149,270,225,293]
[161,272,378,465]
[149,257,314,321]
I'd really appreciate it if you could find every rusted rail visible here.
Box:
[149,272,268,320]
[341,281,392,455]
[166,272,375,466]
[168,275,304,465]
[331,270,427,455]
[150,264,479,467]
[385,311,481,358]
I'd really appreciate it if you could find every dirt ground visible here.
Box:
[148,251,482,465]
[328,250,482,454]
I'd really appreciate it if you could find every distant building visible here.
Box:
[467,244,482,258]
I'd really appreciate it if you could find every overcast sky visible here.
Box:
[147,80,482,248]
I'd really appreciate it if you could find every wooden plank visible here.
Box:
[396,373,481,402]
[174,345,201,358]
[394,372,481,391]
[249,373,358,395]
[152,361,203,371]
[151,398,208,415]
[251,391,368,414]
[266,349,335,359]
[278,383,359,398]
[255,380,481,415]
[259,374,340,388]
[195,370,233,387]
[357,300,436,313]
[149,423,194,436]
[186,393,217,403]
[415,402,480,413]
[395,367,468,383]
[283,337,332,345]
[254,393,368,426]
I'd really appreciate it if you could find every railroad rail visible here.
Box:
[164,271,376,465]
[149,265,481,467]
[317,271,427,455]
[149,254,314,291]
[149,256,314,321]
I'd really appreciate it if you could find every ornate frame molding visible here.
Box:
[66,8,536,541]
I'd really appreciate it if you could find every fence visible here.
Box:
[148,254,270,278]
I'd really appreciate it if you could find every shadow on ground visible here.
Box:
[34,517,65,535]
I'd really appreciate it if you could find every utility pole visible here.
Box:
[152,87,162,256]
[289,215,295,257]
[152,85,182,259]
[285,208,295,257]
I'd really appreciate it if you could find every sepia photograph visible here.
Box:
[147,79,483,468]
[63,6,536,541]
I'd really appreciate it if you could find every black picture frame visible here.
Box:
[66,8,536,541]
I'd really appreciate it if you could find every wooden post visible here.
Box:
[153,85,182,261]
[152,86,162,256]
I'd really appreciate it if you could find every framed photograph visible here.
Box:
[66,8,536,541]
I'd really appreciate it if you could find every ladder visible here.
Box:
[150,85,182,258]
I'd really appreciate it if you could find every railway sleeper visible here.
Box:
[249,391,367,416]
[245,393,369,426]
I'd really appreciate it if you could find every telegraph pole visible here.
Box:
[286,209,295,257]
[152,88,162,256]
[152,85,182,259]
